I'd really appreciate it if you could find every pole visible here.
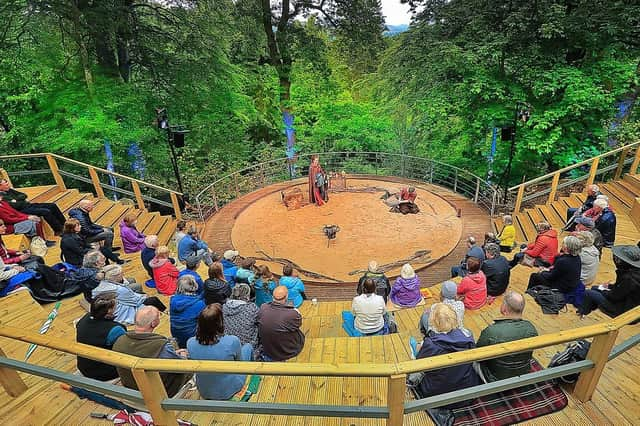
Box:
[166,130,184,194]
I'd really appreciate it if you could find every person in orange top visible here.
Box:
[149,245,180,295]
[509,222,558,268]
[456,257,487,310]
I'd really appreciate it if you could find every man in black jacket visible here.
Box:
[0,179,66,234]
[482,243,511,297]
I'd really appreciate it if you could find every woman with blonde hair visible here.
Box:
[149,245,179,295]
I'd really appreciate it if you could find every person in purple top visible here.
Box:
[119,213,146,254]
[390,263,422,307]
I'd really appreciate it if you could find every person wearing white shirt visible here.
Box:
[352,278,387,335]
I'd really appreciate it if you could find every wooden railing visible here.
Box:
[1,306,639,425]
[0,153,184,220]
[508,141,640,213]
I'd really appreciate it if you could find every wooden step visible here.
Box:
[514,212,536,242]
[156,217,177,247]
[615,179,640,199]
[20,185,61,203]
[623,173,640,193]
[536,205,565,229]
[601,183,631,213]
[144,215,170,240]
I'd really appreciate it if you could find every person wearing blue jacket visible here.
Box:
[178,257,204,294]
[221,250,239,287]
[170,275,206,348]
[177,226,214,266]
[278,264,305,308]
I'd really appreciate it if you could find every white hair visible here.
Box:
[593,198,608,209]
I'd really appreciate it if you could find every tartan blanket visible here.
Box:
[423,360,568,426]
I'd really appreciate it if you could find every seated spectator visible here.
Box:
[390,263,422,307]
[482,232,500,249]
[575,231,600,286]
[352,278,387,335]
[178,226,214,266]
[174,220,187,249]
[456,257,487,310]
[178,256,204,294]
[0,196,48,242]
[113,306,192,397]
[141,235,158,278]
[527,236,582,295]
[254,265,276,307]
[203,262,232,305]
[69,200,123,263]
[579,245,640,318]
[75,293,126,381]
[60,219,92,268]
[497,215,516,252]
[279,264,305,308]
[0,178,66,234]
[170,275,206,348]
[584,198,616,247]
[451,236,485,278]
[221,250,239,287]
[482,243,511,298]
[119,213,146,254]
[476,291,538,382]
[69,250,106,302]
[357,260,391,303]
[92,264,166,325]
[223,283,259,348]
[257,286,305,361]
[0,219,44,270]
[235,258,256,285]
[566,184,601,230]
[574,216,604,256]
[509,222,558,268]
[409,303,481,400]
[150,246,179,295]
[420,281,469,337]
[187,304,253,400]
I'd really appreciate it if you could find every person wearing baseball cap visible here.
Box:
[578,245,640,318]
[221,250,240,287]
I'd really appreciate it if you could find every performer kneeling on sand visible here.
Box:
[381,186,419,214]
[308,155,328,206]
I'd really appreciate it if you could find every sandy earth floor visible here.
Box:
[231,179,462,282]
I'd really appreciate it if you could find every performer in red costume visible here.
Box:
[308,155,328,206]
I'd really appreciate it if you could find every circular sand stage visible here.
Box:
[230,178,463,282]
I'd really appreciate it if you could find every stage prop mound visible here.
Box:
[231,178,463,283]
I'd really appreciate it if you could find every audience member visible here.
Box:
[584,198,616,247]
[72,250,106,302]
[456,257,487,310]
[0,219,44,270]
[451,236,485,278]
[170,275,206,348]
[390,263,422,307]
[60,219,92,267]
[178,226,214,266]
[0,197,48,241]
[279,264,306,308]
[113,306,192,397]
[482,232,500,249]
[235,258,256,285]
[178,256,204,294]
[497,215,516,252]
[527,236,582,295]
[352,278,387,335]
[69,200,123,263]
[221,250,239,287]
[254,264,277,307]
[566,184,601,230]
[257,286,305,361]
[575,231,600,286]
[174,220,187,249]
[574,216,604,255]
[0,178,65,234]
[150,245,179,295]
[509,222,558,268]
[141,235,159,278]
[476,291,538,382]
[75,293,126,381]
[579,245,640,318]
[420,281,468,336]
[223,283,260,348]
[119,213,146,254]
[482,243,511,298]
[357,260,391,302]
[187,304,253,400]
[203,262,232,305]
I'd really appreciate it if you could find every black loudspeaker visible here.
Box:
[171,131,185,148]
[501,126,514,141]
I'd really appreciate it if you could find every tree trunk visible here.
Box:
[70,3,94,95]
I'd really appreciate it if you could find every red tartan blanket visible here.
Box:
[423,360,568,426]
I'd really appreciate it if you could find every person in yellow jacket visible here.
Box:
[498,215,516,252]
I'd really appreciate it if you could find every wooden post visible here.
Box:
[586,157,600,187]
[386,374,406,426]
[45,155,66,191]
[88,167,105,198]
[131,368,177,425]
[613,147,630,180]
[131,181,146,211]
[0,168,12,186]
[547,172,560,204]
[630,146,640,176]
[211,188,219,212]
[574,330,619,402]
[0,346,28,397]
[473,177,480,203]
[170,193,182,221]
[513,184,525,214]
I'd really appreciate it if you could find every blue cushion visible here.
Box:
[341,311,364,337]
[144,279,156,289]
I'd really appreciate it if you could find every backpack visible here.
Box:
[526,286,567,314]
[548,340,591,383]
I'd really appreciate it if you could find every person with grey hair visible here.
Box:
[574,231,600,285]
[177,225,214,266]
[418,281,468,338]
[497,215,516,252]
[482,243,511,299]
[170,275,206,348]
[451,236,485,278]
[527,236,582,294]
[222,283,260,349]
[566,184,601,230]
[178,256,204,294]
[141,234,160,278]
[583,198,616,247]
[71,250,106,302]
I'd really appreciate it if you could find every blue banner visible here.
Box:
[103,140,118,200]
[127,142,146,179]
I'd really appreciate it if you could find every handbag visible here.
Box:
[520,254,536,267]
[29,236,48,258]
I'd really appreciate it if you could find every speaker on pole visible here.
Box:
[501,126,514,141]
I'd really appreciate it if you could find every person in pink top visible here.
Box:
[150,246,179,295]
[119,213,146,254]
[456,257,487,310]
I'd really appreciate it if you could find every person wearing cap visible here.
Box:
[279,264,306,308]
[482,243,511,299]
[357,260,391,302]
[583,198,616,247]
[574,216,604,255]
[223,283,260,349]
[419,281,468,337]
[456,257,487,310]
[578,245,640,318]
[390,263,422,308]
[221,249,239,287]
[257,286,305,361]
[352,278,388,335]
[565,184,601,230]
[178,256,204,294]
[178,226,214,266]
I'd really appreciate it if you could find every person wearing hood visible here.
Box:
[456,257,487,310]
[119,213,146,254]
[409,303,481,400]
[357,260,391,303]
[221,250,239,287]
[390,264,422,308]
[278,264,305,308]
[203,262,232,305]
[150,246,179,295]
[509,222,558,268]
[222,283,259,349]
[170,275,206,348]
[579,245,640,318]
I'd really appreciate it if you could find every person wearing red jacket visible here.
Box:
[149,245,179,295]
[509,222,558,268]
[0,199,50,243]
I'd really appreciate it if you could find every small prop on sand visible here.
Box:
[323,224,340,247]
[347,250,433,276]
[281,188,305,210]
[253,249,342,282]
[25,301,61,361]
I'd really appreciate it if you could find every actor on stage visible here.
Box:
[308,155,328,206]
[381,186,419,214]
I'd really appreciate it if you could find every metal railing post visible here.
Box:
[131,368,177,425]
[386,374,406,426]
[453,170,458,192]
[474,177,480,203]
